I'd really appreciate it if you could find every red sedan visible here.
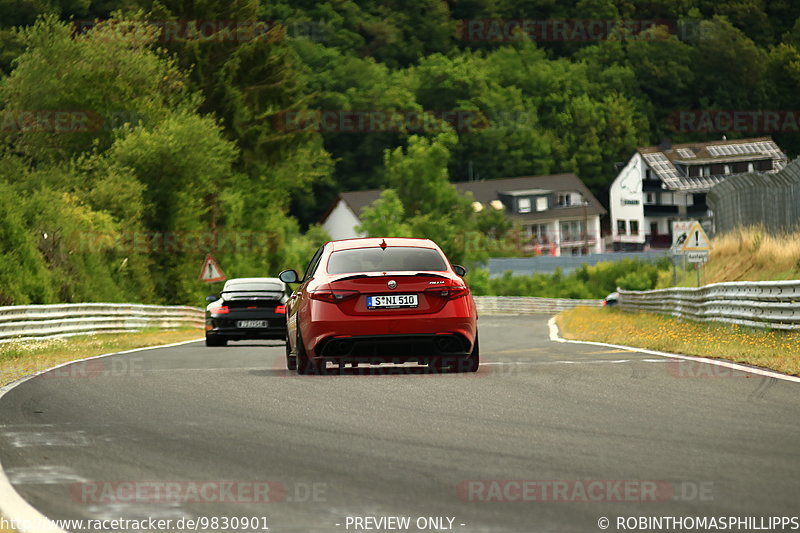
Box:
[278,238,479,374]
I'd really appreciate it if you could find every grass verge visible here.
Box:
[657,226,800,288]
[0,328,203,388]
[556,307,800,376]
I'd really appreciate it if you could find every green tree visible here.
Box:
[357,189,413,238]
[1,15,192,161]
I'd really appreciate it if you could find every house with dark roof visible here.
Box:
[321,173,607,256]
[610,137,788,250]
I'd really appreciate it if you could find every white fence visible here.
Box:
[618,281,800,330]
[474,296,601,315]
[0,303,204,344]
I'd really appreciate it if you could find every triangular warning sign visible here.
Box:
[680,223,711,252]
[199,254,226,282]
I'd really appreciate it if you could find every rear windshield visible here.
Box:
[222,282,284,297]
[327,247,448,275]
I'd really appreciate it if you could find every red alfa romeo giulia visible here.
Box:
[278,238,479,374]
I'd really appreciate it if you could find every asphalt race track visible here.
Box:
[1,316,798,533]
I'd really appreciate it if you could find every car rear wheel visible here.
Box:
[433,334,479,373]
[462,333,480,373]
[295,326,321,375]
[285,338,297,370]
[205,336,227,347]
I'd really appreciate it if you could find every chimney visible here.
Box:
[659,137,672,152]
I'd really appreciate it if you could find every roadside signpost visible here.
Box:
[670,220,697,252]
[686,251,709,263]
[671,221,712,286]
[679,221,711,253]
[199,254,226,283]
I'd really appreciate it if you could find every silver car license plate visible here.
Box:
[237,320,268,328]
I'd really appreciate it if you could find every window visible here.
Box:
[222,281,286,300]
[645,193,656,204]
[700,166,710,176]
[527,224,548,240]
[536,197,548,212]
[617,220,627,235]
[723,164,731,174]
[560,221,586,241]
[518,198,531,213]
[630,220,640,235]
[303,245,325,281]
[558,193,572,207]
[327,247,447,275]
[747,162,755,172]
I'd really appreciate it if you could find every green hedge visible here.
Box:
[466,258,670,298]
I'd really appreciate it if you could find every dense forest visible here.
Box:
[1,0,799,305]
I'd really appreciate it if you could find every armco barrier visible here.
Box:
[618,281,800,330]
[0,303,204,343]
[473,296,601,315]
[0,297,600,343]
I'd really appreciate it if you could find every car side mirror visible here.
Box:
[453,265,467,277]
[279,269,300,284]
[205,295,218,303]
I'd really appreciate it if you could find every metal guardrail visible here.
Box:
[0,297,602,343]
[474,296,601,315]
[0,303,204,344]
[618,281,800,330]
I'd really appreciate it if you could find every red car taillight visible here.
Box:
[210,306,229,314]
[274,304,286,314]
[425,284,469,300]
[310,289,360,303]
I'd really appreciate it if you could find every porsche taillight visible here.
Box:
[310,289,360,303]
[274,304,286,314]
[210,306,229,314]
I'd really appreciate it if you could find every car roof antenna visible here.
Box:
[380,239,387,250]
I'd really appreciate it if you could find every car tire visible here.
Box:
[205,336,227,347]
[295,326,320,375]
[285,338,297,370]
[463,333,480,373]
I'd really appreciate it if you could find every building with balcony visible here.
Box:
[321,173,607,256]
[609,137,787,250]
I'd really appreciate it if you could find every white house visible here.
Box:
[610,137,787,250]
[321,173,607,256]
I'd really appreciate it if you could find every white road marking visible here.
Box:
[5,466,88,485]
[85,503,191,521]
[548,316,800,384]
[481,359,669,365]
[0,337,202,533]
[3,431,90,447]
